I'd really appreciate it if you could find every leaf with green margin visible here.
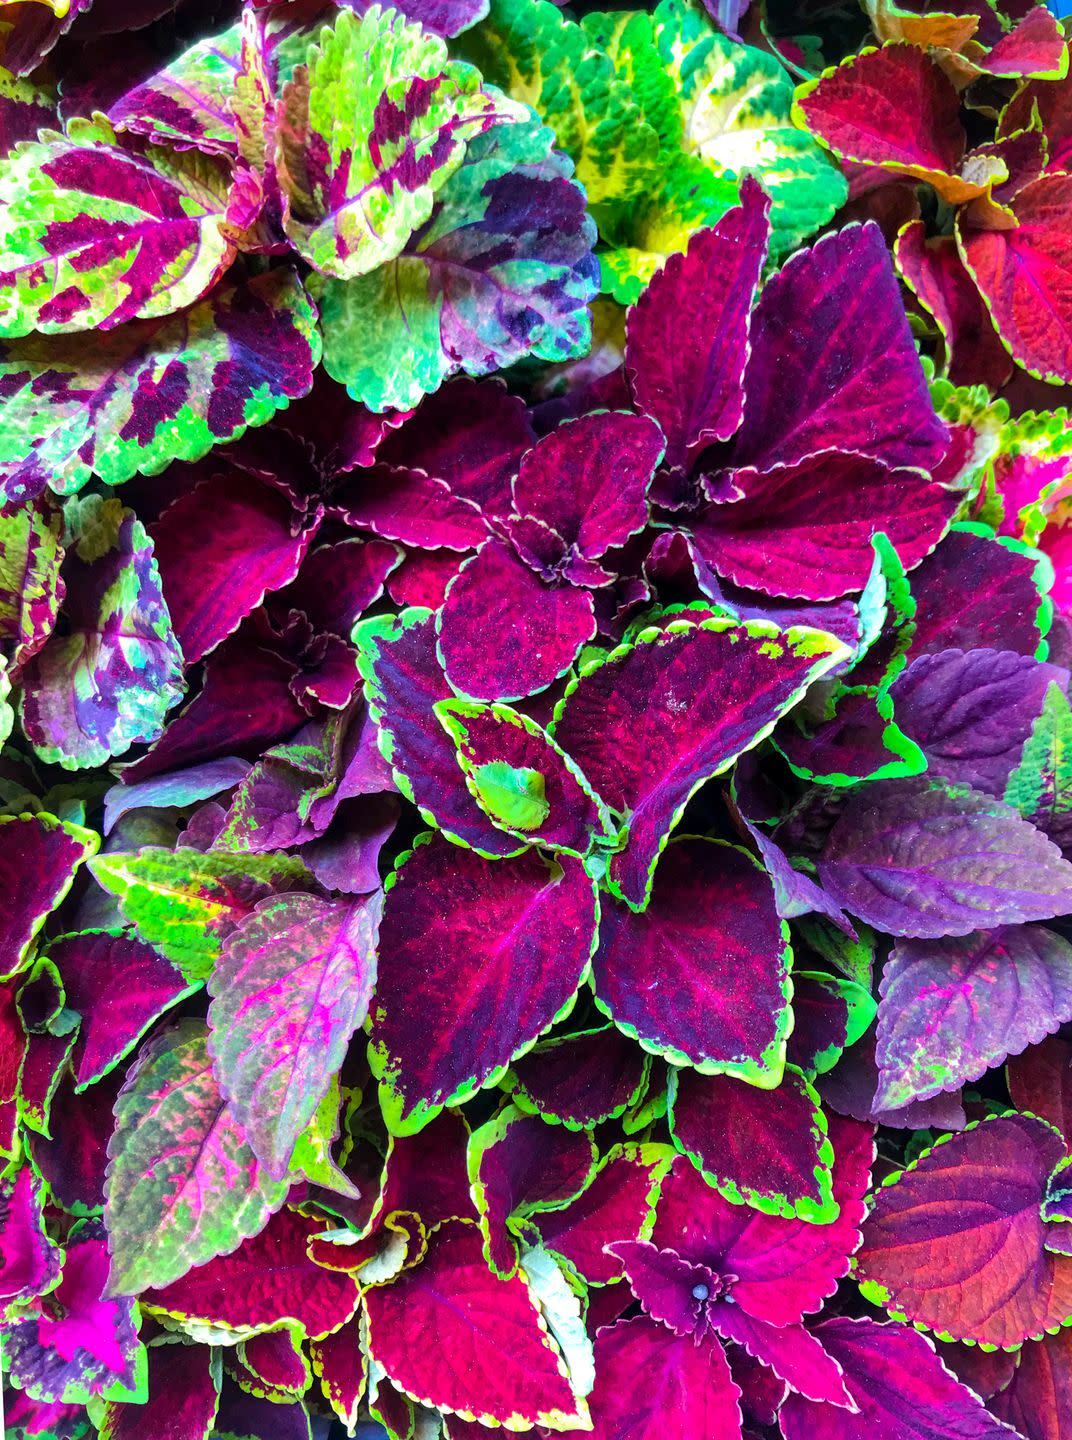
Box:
[0,495,64,677]
[0,65,58,160]
[668,1064,838,1224]
[457,0,661,206]
[0,811,98,983]
[313,117,597,413]
[651,0,846,257]
[0,267,320,509]
[19,495,185,771]
[466,1104,597,1279]
[287,1075,360,1200]
[88,846,316,984]
[368,832,598,1134]
[787,970,876,1077]
[277,7,520,278]
[1005,680,1072,849]
[108,20,242,155]
[99,1343,222,1440]
[519,1245,595,1400]
[775,684,928,788]
[104,1018,289,1297]
[435,698,615,856]
[503,1023,651,1131]
[207,891,381,1181]
[551,614,852,910]
[0,118,234,336]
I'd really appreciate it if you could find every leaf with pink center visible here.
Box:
[142,1205,359,1340]
[331,464,488,551]
[48,929,195,1089]
[150,471,313,664]
[818,776,1072,939]
[690,453,957,602]
[890,648,1067,797]
[467,1105,596,1278]
[435,698,614,856]
[387,548,465,609]
[368,833,597,1132]
[908,525,1053,660]
[730,222,949,475]
[625,177,770,473]
[229,1330,310,1403]
[856,1112,1072,1344]
[874,925,1072,1112]
[958,174,1072,384]
[585,1316,742,1440]
[668,1064,837,1224]
[592,837,791,1081]
[0,496,65,677]
[511,410,664,560]
[504,1024,650,1130]
[779,1317,1024,1440]
[552,615,850,909]
[364,1218,588,1429]
[0,1166,60,1303]
[437,539,596,702]
[88,845,316,984]
[0,812,98,982]
[105,1019,290,1296]
[651,1114,874,1326]
[4,1232,142,1405]
[354,607,522,857]
[989,1327,1072,1440]
[207,891,380,1180]
[99,1341,221,1440]
[712,1306,856,1410]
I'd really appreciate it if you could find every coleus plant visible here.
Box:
[3,1,1072,1439]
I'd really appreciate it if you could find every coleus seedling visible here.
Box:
[4,1,1072,1438]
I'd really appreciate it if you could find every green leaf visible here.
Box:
[87,846,316,983]
[471,762,550,831]
[1005,680,1072,848]
[277,5,521,278]
[105,1019,288,1296]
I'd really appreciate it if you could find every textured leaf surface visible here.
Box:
[0,268,319,509]
[856,1113,1072,1345]
[989,1327,1072,1440]
[88,846,314,984]
[0,496,64,676]
[1006,680,1072,848]
[99,1341,221,1440]
[593,836,790,1080]
[369,834,597,1131]
[108,21,241,154]
[506,1024,649,1130]
[818,777,1072,939]
[0,812,97,982]
[875,926,1072,1110]
[669,1065,836,1223]
[315,118,597,412]
[20,496,184,769]
[364,1218,586,1428]
[553,616,850,907]
[105,1020,288,1297]
[0,120,233,335]
[0,1165,60,1303]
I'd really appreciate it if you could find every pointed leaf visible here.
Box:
[989,1327,1072,1440]
[1006,680,1072,847]
[0,812,98,982]
[505,1024,649,1130]
[0,495,64,676]
[0,1165,61,1302]
[108,20,241,155]
[99,1341,221,1440]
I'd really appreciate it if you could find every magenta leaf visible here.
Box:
[308,1320,366,1433]
[372,1108,477,1234]
[331,464,488,551]
[730,223,949,475]
[435,698,614,856]
[593,836,791,1081]
[0,1166,61,1303]
[818,776,1072,938]
[437,539,596,702]
[553,615,850,909]
[105,1019,289,1296]
[363,1218,588,1428]
[207,891,381,1179]
[787,972,875,1077]
[142,1206,359,1341]
[504,1024,650,1130]
[0,812,97,982]
[856,1112,1072,1344]
[368,834,597,1132]
[607,1239,723,1337]
[779,1317,1022,1440]
[150,471,313,664]
[99,1341,221,1440]
[49,929,194,1090]
[668,1065,837,1223]
[890,648,1067,797]
[29,1068,123,1215]
[875,925,1072,1110]
[690,452,957,601]
[652,1113,874,1326]
[988,1327,1072,1440]
[712,1307,856,1410]
[585,1316,742,1440]
[626,177,771,473]
[354,607,523,857]
[273,536,401,640]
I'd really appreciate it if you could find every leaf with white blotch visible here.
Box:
[208,891,381,1180]
[19,496,184,770]
[88,846,316,984]
[277,6,519,278]
[105,1019,288,1297]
